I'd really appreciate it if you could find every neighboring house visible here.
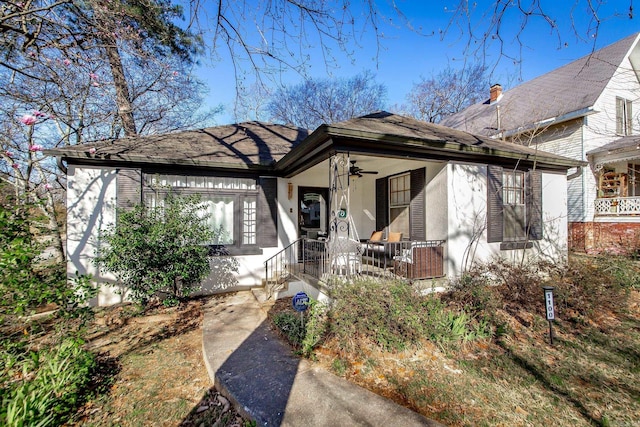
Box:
[46,112,580,305]
[442,32,640,254]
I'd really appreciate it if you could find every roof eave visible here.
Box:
[274,125,583,174]
[45,150,274,172]
[500,106,597,139]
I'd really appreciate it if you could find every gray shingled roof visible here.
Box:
[587,135,640,156]
[441,33,639,136]
[326,111,579,162]
[46,122,310,169]
[47,112,582,174]
[278,111,583,171]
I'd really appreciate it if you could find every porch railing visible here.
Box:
[594,196,640,216]
[264,238,446,296]
[359,239,446,281]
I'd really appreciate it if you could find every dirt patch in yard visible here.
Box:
[72,296,249,427]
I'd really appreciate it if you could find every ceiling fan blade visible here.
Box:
[349,160,378,176]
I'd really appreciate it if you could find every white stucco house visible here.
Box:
[442,32,640,255]
[47,112,580,305]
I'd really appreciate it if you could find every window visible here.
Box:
[143,174,259,252]
[616,97,633,136]
[502,170,526,241]
[389,173,410,238]
[487,166,542,249]
[375,168,426,242]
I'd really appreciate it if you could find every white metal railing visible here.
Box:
[594,196,640,216]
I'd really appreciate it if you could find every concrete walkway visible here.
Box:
[202,291,443,426]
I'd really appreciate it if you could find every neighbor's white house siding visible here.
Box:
[66,165,122,306]
[446,163,569,277]
[583,52,640,220]
[529,119,585,223]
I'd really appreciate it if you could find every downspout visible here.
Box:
[581,120,587,223]
[567,166,583,180]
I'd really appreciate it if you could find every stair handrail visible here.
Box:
[263,238,304,298]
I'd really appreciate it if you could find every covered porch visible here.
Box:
[589,138,640,218]
[264,151,448,294]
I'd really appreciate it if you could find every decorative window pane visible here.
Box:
[142,173,258,249]
[503,171,526,241]
[243,199,257,244]
[204,196,234,245]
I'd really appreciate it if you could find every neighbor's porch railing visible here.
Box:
[264,238,446,296]
[594,196,640,216]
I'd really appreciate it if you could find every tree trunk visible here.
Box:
[103,38,137,137]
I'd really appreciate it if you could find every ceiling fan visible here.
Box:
[349,160,379,177]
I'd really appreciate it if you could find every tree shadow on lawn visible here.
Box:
[85,298,205,359]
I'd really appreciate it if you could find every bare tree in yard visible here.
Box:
[0,0,208,261]
[441,1,634,67]
[401,64,490,123]
[266,71,387,129]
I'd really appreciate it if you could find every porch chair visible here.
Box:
[363,231,403,261]
[329,236,362,275]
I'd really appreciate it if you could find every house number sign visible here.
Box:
[543,286,555,345]
[544,287,555,320]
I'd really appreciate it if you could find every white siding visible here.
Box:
[67,165,292,305]
[66,165,122,306]
[526,119,585,222]
[446,163,568,278]
[447,163,493,273]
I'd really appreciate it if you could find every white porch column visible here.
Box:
[327,153,361,279]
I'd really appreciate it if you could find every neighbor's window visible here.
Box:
[143,174,258,249]
[616,97,633,136]
[389,173,410,238]
[502,170,526,241]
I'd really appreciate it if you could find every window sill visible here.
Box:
[209,245,263,256]
[500,241,533,250]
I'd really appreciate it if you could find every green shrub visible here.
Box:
[0,338,96,427]
[96,194,219,306]
[0,196,95,318]
[327,279,487,353]
[273,312,306,345]
[273,299,329,357]
[301,299,328,357]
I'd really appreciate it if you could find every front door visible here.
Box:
[298,187,329,239]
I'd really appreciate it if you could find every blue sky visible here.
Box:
[194,1,639,125]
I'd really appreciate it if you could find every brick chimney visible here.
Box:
[490,84,502,103]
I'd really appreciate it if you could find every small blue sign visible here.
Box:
[292,292,310,312]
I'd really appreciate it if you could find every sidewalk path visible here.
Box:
[202,291,444,426]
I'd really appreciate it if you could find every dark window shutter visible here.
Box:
[375,177,388,233]
[487,165,504,243]
[409,167,426,241]
[258,177,278,247]
[526,170,543,240]
[117,168,142,211]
